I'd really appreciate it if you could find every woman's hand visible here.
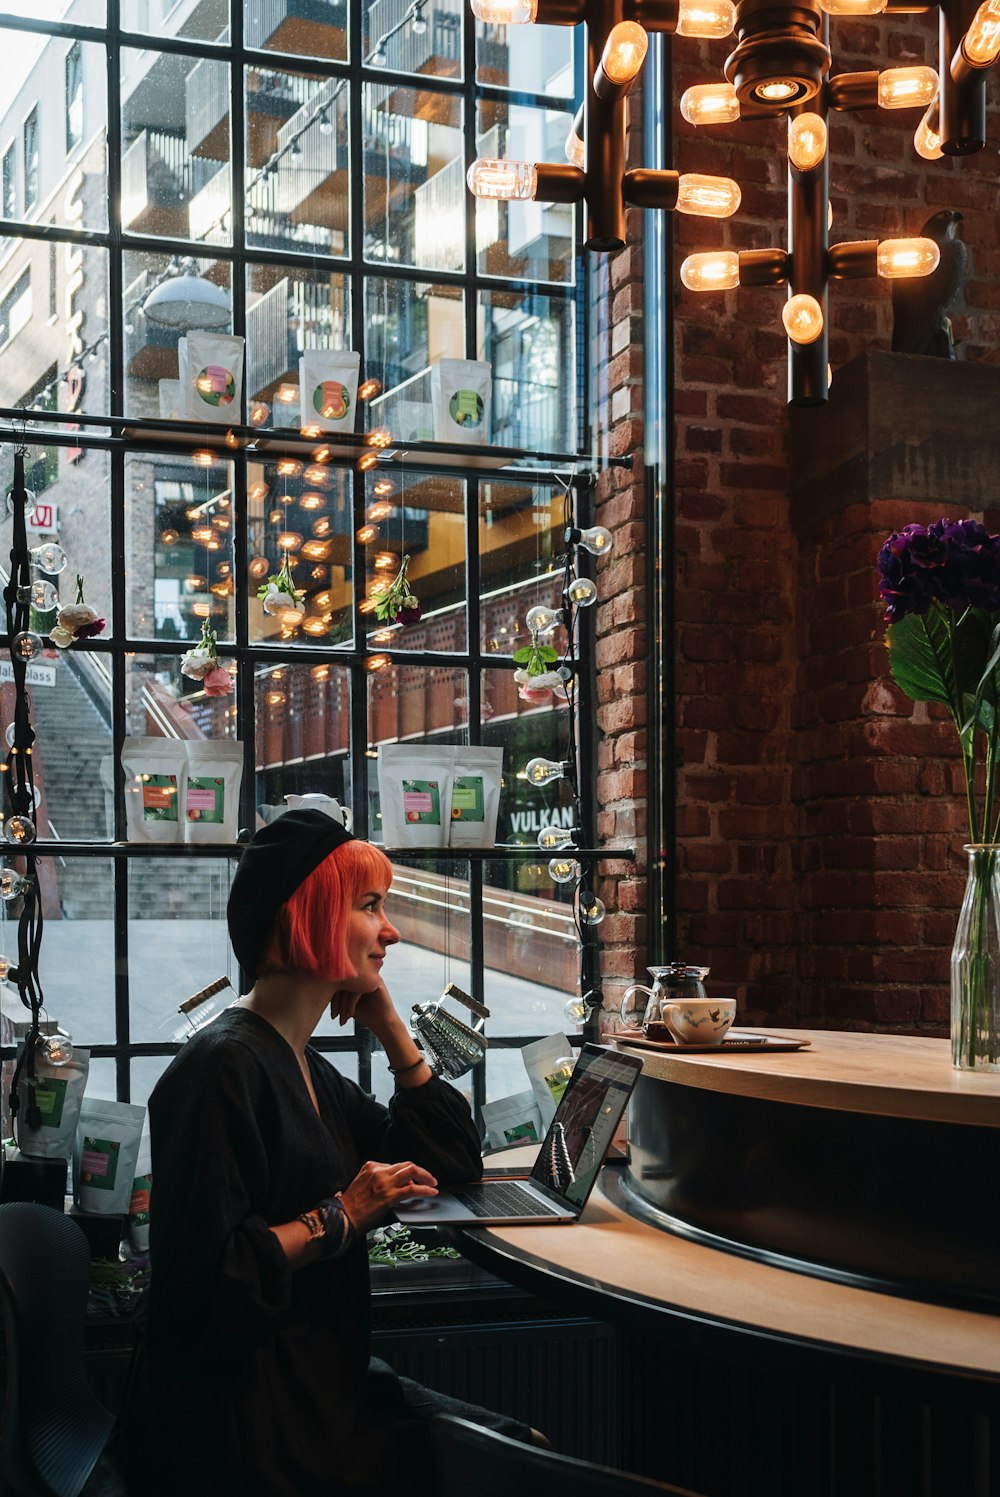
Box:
[339,1159,438,1234]
[329,977,396,1034]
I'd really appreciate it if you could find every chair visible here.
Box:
[0,1202,117,1497]
[431,1414,704,1496]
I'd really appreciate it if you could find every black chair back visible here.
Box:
[0,1202,116,1497]
[431,1415,703,1496]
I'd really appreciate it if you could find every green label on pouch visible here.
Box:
[33,1077,67,1127]
[543,1069,571,1108]
[314,380,350,420]
[503,1121,539,1144]
[186,776,225,824]
[142,774,178,822]
[402,780,441,825]
[450,776,484,823]
[80,1136,121,1191]
[449,389,484,429]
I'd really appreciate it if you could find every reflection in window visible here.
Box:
[65,42,83,153]
[2,142,15,218]
[23,106,38,211]
[363,86,464,275]
[0,269,30,349]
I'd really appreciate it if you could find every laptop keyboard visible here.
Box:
[450,1181,562,1218]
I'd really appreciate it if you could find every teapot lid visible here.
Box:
[651,962,710,980]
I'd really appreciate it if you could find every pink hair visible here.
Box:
[258,840,393,981]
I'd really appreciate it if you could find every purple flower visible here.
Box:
[74,617,106,639]
[397,605,422,625]
[878,520,1000,623]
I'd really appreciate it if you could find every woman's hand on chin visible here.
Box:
[330,977,397,1035]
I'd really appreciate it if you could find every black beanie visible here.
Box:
[227,809,355,977]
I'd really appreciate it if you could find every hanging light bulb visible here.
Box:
[563,995,588,1026]
[680,251,741,291]
[467,158,538,200]
[575,525,613,556]
[29,541,68,574]
[471,0,537,21]
[30,579,59,610]
[0,954,11,981]
[578,890,607,925]
[40,1030,75,1065]
[819,0,885,12]
[11,631,44,663]
[680,82,741,125]
[877,67,938,109]
[525,604,562,634]
[318,109,334,135]
[565,576,598,607]
[3,816,36,847]
[781,293,824,344]
[964,0,1000,63]
[160,527,180,546]
[876,238,941,278]
[565,123,585,169]
[548,856,581,884]
[537,824,576,851]
[0,867,29,901]
[675,173,742,218]
[788,113,827,171]
[6,487,37,519]
[914,105,944,159]
[600,22,648,86]
[370,40,388,65]
[525,756,569,786]
[676,0,736,34]
[289,139,304,163]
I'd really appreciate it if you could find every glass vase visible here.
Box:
[950,844,1000,1071]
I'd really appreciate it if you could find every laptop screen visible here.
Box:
[528,1044,642,1209]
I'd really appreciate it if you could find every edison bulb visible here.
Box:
[964,0,1000,63]
[566,576,598,607]
[577,525,613,556]
[6,487,36,519]
[563,996,588,1026]
[680,251,740,292]
[876,237,940,278]
[877,66,938,109]
[788,113,827,171]
[29,541,68,574]
[565,125,585,169]
[548,856,581,884]
[3,724,16,749]
[538,825,574,851]
[914,105,944,159]
[782,293,824,344]
[601,21,648,85]
[525,605,561,634]
[819,0,885,12]
[29,580,59,611]
[471,0,537,20]
[0,954,10,981]
[467,158,537,200]
[40,1030,75,1065]
[680,82,740,126]
[0,868,28,901]
[525,756,567,786]
[3,816,36,846]
[676,0,736,37]
[675,173,741,218]
[12,631,44,662]
[578,891,607,925]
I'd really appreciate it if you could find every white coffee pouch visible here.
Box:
[431,359,491,446]
[377,743,453,849]
[75,1098,146,1215]
[183,739,243,844]
[121,737,187,843]
[128,1131,152,1253]
[159,378,183,420]
[17,1042,91,1160]
[481,1090,544,1150]
[520,1034,576,1129]
[182,331,244,424]
[448,745,503,849]
[299,350,361,433]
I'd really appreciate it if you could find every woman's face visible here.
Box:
[341,885,400,990]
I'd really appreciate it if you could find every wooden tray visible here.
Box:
[616,1030,812,1055]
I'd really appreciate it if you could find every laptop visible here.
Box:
[394,1043,643,1226]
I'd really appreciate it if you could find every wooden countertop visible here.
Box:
[616,1028,1000,1128]
[458,1154,1000,1390]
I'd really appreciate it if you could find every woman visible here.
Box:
[123,808,529,1496]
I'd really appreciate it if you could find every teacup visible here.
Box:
[660,996,737,1046]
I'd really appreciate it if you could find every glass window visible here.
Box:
[245,0,345,61]
[245,73,350,257]
[2,142,15,219]
[363,85,464,275]
[65,42,83,154]
[0,268,31,350]
[22,106,38,211]
[364,0,462,80]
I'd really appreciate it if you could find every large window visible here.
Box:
[0,2,589,1118]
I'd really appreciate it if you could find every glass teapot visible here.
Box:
[620,963,711,1030]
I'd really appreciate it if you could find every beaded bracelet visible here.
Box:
[387,1055,425,1076]
[316,1193,355,1259]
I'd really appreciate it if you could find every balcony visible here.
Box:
[413,153,466,275]
[367,0,461,123]
[122,130,218,238]
[244,0,347,60]
[245,276,346,402]
[266,82,346,231]
[186,60,306,165]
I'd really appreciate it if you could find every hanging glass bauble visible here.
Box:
[0,868,29,901]
[30,541,69,574]
[3,816,36,846]
[6,486,36,519]
[11,631,44,663]
[39,1030,75,1066]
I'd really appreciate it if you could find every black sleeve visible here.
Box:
[146,1036,293,1366]
[328,1067,483,1186]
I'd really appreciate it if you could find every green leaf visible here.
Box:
[511,646,534,664]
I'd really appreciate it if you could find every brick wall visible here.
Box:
[595,22,1000,1034]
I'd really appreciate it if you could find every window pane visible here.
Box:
[246,68,349,256]
[481,665,572,841]
[479,477,567,655]
[364,276,464,423]
[474,100,575,284]
[127,857,236,1043]
[126,452,236,642]
[122,0,227,41]
[125,653,239,741]
[123,251,232,419]
[362,470,467,655]
[483,858,577,1034]
[122,48,231,244]
[244,0,347,63]
[363,85,464,275]
[0,1,103,22]
[245,263,351,427]
[254,660,352,788]
[367,663,468,835]
[0,242,110,417]
[248,461,353,646]
[478,288,575,452]
[35,858,116,1043]
[475,18,574,98]
[364,0,462,80]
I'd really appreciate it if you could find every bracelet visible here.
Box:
[388,1054,426,1077]
[295,1209,325,1243]
[316,1193,356,1260]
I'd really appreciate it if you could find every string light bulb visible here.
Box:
[0,867,29,901]
[525,605,562,634]
[781,293,824,344]
[411,3,428,33]
[548,856,581,884]
[680,251,740,291]
[578,890,607,925]
[467,158,538,201]
[788,113,827,171]
[575,525,613,556]
[29,542,68,574]
[3,816,36,846]
[538,825,576,850]
[675,0,736,35]
[11,631,44,662]
[525,756,570,786]
[6,487,36,519]
[877,67,938,109]
[680,82,740,125]
[565,576,598,607]
[876,237,941,278]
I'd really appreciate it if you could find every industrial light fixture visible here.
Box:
[468,0,1000,405]
[141,257,231,331]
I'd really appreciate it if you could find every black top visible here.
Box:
[131,1008,482,1496]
